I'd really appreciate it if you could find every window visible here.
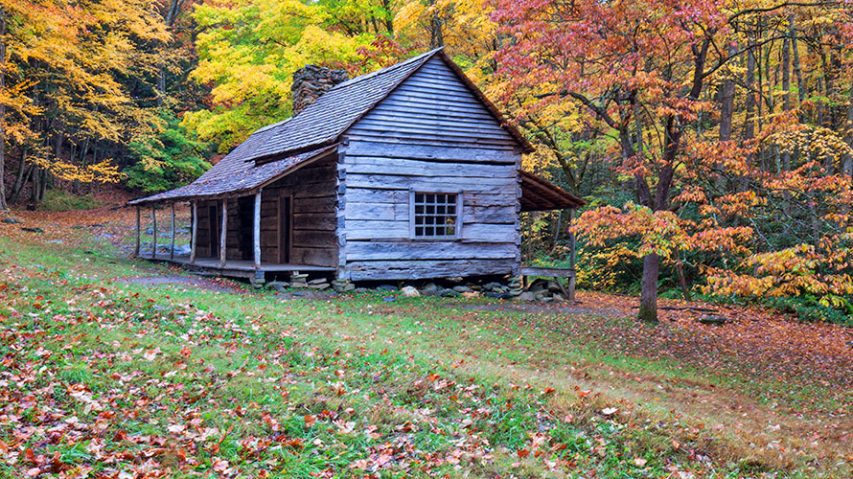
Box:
[412,192,460,239]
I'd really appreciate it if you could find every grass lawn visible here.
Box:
[1,209,850,478]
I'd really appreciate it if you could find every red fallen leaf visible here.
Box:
[25,448,37,464]
[113,430,128,441]
[517,449,530,458]
[284,438,304,449]
[427,373,440,382]
[543,387,556,395]
[0,440,8,454]
[304,415,316,427]
[180,346,192,358]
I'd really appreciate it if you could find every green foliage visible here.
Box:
[765,296,852,326]
[124,112,211,193]
[183,0,378,153]
[40,190,100,212]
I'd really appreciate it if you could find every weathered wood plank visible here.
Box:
[170,203,176,260]
[253,191,261,268]
[190,202,197,263]
[292,213,336,231]
[344,141,520,162]
[344,202,406,221]
[520,267,576,277]
[151,207,157,260]
[461,223,519,243]
[290,247,336,266]
[351,119,512,141]
[344,157,515,178]
[219,199,228,267]
[463,193,519,207]
[462,205,517,224]
[346,188,408,204]
[356,112,509,134]
[134,207,141,257]
[292,230,337,248]
[346,241,517,261]
[346,173,510,190]
[345,220,410,240]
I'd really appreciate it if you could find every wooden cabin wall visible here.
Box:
[340,56,522,281]
[260,153,338,266]
[195,200,213,258]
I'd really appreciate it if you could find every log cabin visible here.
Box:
[128,48,583,286]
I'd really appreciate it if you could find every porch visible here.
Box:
[148,255,335,282]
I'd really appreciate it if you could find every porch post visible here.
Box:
[219,198,228,268]
[169,203,176,260]
[567,208,577,302]
[134,206,141,257]
[151,207,157,260]
[253,190,262,269]
[189,201,197,264]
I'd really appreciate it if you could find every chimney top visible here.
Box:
[291,65,349,115]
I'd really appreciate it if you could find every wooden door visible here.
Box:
[237,197,254,260]
[208,204,220,258]
[278,196,291,263]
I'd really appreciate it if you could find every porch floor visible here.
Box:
[145,255,335,279]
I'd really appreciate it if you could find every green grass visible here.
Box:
[0,232,847,478]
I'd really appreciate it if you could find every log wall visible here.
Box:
[191,153,338,267]
[339,56,522,281]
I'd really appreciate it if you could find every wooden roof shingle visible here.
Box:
[129,48,537,206]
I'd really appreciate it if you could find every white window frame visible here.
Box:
[409,190,463,240]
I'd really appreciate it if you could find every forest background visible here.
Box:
[0,0,850,323]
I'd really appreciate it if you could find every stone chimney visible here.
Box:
[291,65,349,115]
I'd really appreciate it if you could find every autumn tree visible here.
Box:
[0,0,171,206]
[493,0,845,322]
[183,0,381,153]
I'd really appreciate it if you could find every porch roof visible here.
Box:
[127,144,337,206]
[519,171,584,211]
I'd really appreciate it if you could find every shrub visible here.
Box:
[41,189,100,211]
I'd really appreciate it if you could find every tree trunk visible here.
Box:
[429,1,444,48]
[0,7,7,211]
[718,43,737,142]
[781,31,792,171]
[744,34,757,143]
[10,148,27,202]
[157,0,183,105]
[788,15,806,114]
[638,253,660,323]
[675,258,691,301]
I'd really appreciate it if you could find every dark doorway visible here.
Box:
[208,204,220,258]
[237,197,254,260]
[279,196,291,263]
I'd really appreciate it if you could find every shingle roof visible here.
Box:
[127,145,337,205]
[128,47,534,206]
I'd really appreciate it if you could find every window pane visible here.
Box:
[413,192,459,238]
